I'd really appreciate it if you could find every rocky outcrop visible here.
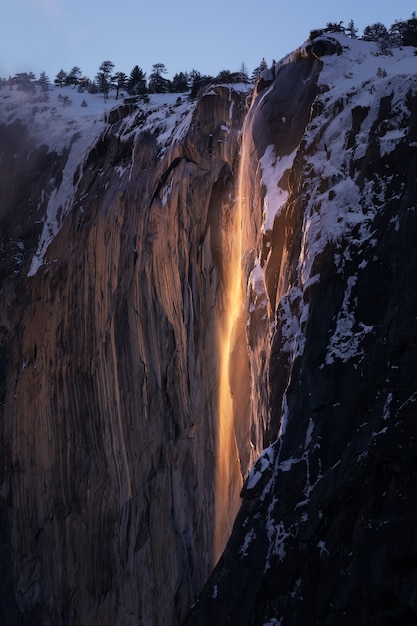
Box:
[185,36,417,625]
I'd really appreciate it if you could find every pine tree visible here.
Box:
[239,61,249,83]
[409,11,417,46]
[189,69,201,86]
[96,60,115,101]
[58,93,72,107]
[171,72,189,92]
[113,71,128,99]
[37,71,50,92]
[148,63,170,93]
[14,72,36,92]
[216,69,237,83]
[251,58,268,82]
[127,66,147,95]
[346,19,358,38]
[325,21,345,33]
[189,73,213,98]
[390,12,417,47]
[363,22,392,53]
[66,66,82,88]
[363,22,389,42]
[54,69,67,88]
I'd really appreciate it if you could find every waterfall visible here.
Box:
[213,122,255,564]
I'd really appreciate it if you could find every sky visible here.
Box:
[2,0,416,81]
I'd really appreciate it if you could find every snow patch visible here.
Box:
[379,127,408,157]
[325,276,373,365]
[317,540,329,557]
[245,445,275,491]
[28,129,102,276]
[265,502,290,569]
[239,528,256,557]
[260,145,297,232]
[382,392,393,421]
[161,178,174,207]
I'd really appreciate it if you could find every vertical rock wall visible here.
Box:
[184,37,417,626]
[0,86,255,625]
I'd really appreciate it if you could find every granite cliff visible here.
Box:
[186,34,417,625]
[0,32,416,625]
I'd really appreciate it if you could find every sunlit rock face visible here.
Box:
[0,85,253,625]
[185,35,417,625]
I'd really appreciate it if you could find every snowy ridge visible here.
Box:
[0,86,198,275]
[0,85,111,153]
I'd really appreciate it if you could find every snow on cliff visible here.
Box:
[0,81,252,276]
[243,30,417,556]
[0,85,196,275]
[258,34,417,376]
[185,33,417,624]
[260,33,417,242]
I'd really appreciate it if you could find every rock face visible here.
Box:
[0,86,253,625]
[1,32,417,626]
[185,35,417,625]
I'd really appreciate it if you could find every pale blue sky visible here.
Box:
[2,0,416,80]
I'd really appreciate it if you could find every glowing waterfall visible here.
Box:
[213,135,248,564]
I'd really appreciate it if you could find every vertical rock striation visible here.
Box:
[0,85,253,624]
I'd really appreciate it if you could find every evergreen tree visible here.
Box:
[251,58,268,82]
[216,69,240,84]
[171,71,189,92]
[325,21,345,33]
[390,12,417,47]
[66,66,82,88]
[363,22,389,42]
[127,65,147,95]
[113,71,128,99]
[389,21,403,46]
[187,70,201,97]
[148,63,170,93]
[346,19,358,38]
[96,60,115,101]
[239,61,249,83]
[406,11,417,46]
[189,69,201,84]
[54,69,67,88]
[189,74,213,98]
[363,22,392,53]
[14,72,36,92]
[37,71,50,92]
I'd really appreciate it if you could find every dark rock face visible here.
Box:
[184,39,417,625]
[0,121,65,281]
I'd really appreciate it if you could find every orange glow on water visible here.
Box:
[213,142,247,564]
[213,277,243,562]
